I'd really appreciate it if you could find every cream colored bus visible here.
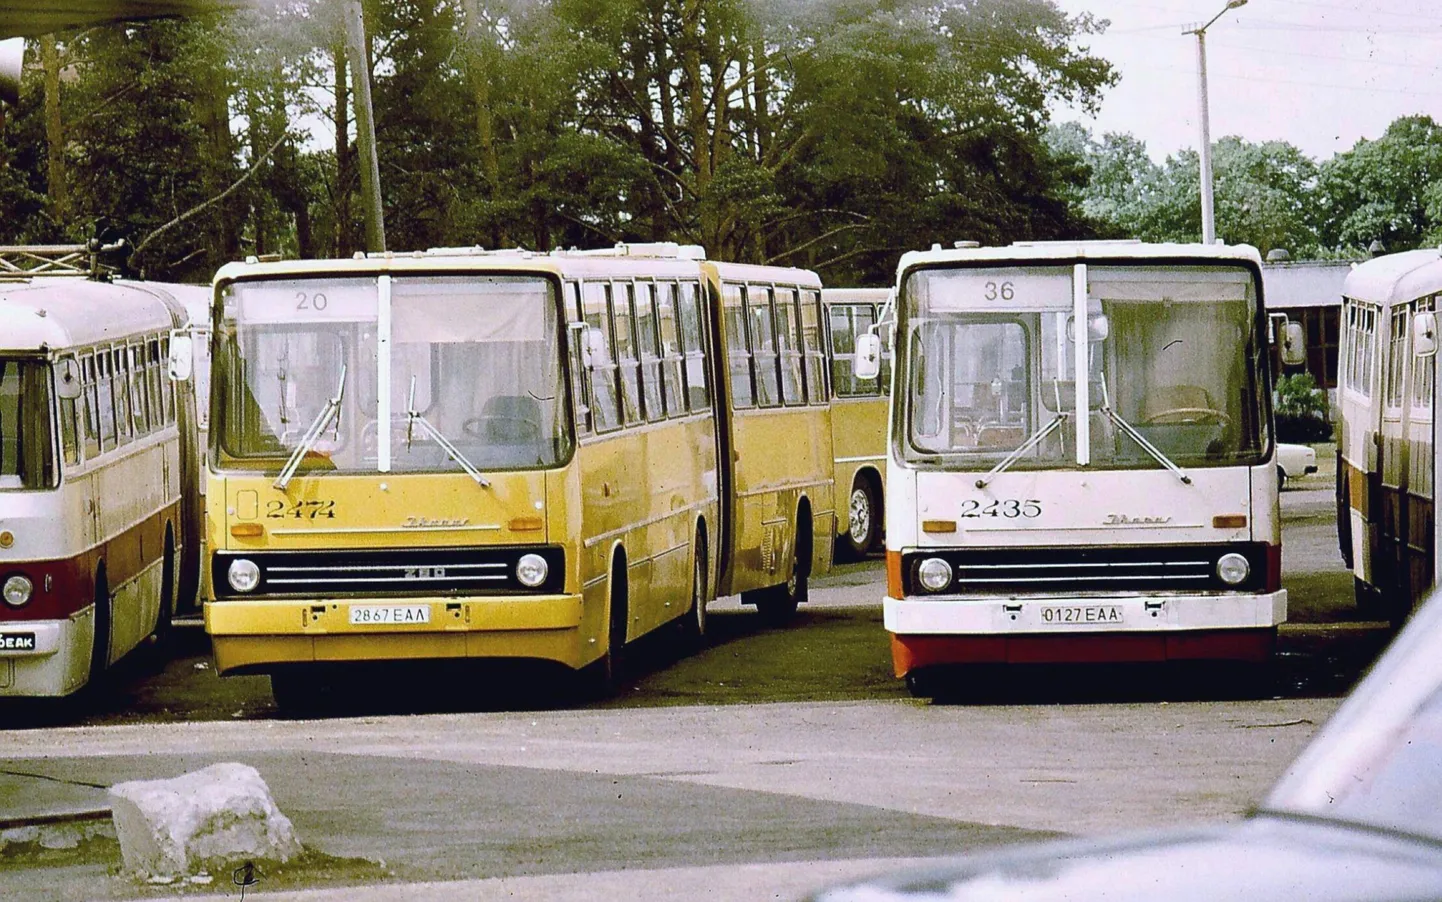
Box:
[1337,249,1440,627]
[0,246,203,697]
[823,289,891,559]
[191,244,833,711]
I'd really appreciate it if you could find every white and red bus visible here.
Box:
[0,246,203,697]
[856,240,1301,695]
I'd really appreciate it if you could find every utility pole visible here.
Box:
[343,0,386,253]
[1185,0,1247,245]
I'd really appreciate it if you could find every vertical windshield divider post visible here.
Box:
[1072,264,1090,466]
[975,413,1068,489]
[377,274,392,473]
[274,364,346,491]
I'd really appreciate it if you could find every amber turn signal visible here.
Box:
[230,522,265,538]
[508,516,544,532]
[922,519,957,534]
[1212,515,1247,529]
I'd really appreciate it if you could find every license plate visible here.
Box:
[0,632,37,651]
[1039,605,1124,626]
[349,605,431,626]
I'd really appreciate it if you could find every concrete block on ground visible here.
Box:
[107,762,302,878]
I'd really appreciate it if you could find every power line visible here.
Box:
[1131,61,1442,99]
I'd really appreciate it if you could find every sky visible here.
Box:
[1049,0,1442,163]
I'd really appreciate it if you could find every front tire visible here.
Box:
[87,573,111,687]
[679,536,707,649]
[755,521,810,625]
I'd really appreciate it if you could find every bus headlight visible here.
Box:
[2,574,32,607]
[227,559,261,593]
[917,558,953,593]
[1216,553,1250,586]
[516,553,549,588]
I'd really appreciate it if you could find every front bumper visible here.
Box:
[205,593,586,674]
[0,609,93,697]
[885,590,1286,634]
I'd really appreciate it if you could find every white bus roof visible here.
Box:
[1341,248,1442,306]
[0,278,200,352]
[896,240,1264,276]
[822,288,890,304]
[215,248,821,289]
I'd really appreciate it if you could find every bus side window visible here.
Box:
[800,290,827,404]
[583,281,620,432]
[147,339,164,431]
[55,357,80,467]
[678,281,710,411]
[81,353,101,459]
[747,285,781,408]
[96,351,117,452]
[565,282,592,436]
[656,282,685,418]
[159,336,175,424]
[877,302,893,397]
[612,282,643,426]
[722,283,753,409]
[775,287,804,406]
[635,282,665,422]
[830,304,856,396]
[130,344,150,436]
[112,348,133,446]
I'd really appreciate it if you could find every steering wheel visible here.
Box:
[462,415,540,442]
[1141,407,1231,427]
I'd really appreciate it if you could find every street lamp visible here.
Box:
[1185,0,1248,245]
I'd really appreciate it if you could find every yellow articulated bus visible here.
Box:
[186,243,833,711]
[823,289,892,559]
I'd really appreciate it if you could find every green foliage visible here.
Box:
[1274,373,1332,443]
[0,0,1117,282]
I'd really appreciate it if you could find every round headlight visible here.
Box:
[516,553,549,588]
[1216,552,1251,586]
[917,557,954,592]
[227,558,261,593]
[2,574,32,607]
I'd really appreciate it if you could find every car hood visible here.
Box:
[813,816,1442,902]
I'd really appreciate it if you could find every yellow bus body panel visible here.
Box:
[722,405,835,596]
[829,395,888,537]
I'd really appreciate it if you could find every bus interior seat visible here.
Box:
[1143,384,1215,420]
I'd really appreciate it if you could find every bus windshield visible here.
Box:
[215,274,571,474]
[0,359,55,490]
[901,262,1268,471]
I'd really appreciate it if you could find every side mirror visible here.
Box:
[1415,312,1438,358]
[1066,314,1110,342]
[1281,321,1306,367]
[168,332,194,382]
[853,331,882,381]
[53,358,82,401]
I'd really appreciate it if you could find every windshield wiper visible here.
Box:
[1096,379,1191,485]
[974,411,1069,489]
[274,365,346,491]
[404,375,490,488]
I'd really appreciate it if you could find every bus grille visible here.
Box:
[902,543,1270,595]
[211,546,565,598]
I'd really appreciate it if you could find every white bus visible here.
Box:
[1336,249,1440,627]
[0,246,203,697]
[856,241,1300,696]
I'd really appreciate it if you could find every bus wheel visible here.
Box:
[679,535,708,649]
[905,669,936,700]
[87,571,111,687]
[580,556,629,699]
[1354,576,1386,622]
[842,478,880,560]
[756,518,810,625]
[270,670,334,718]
